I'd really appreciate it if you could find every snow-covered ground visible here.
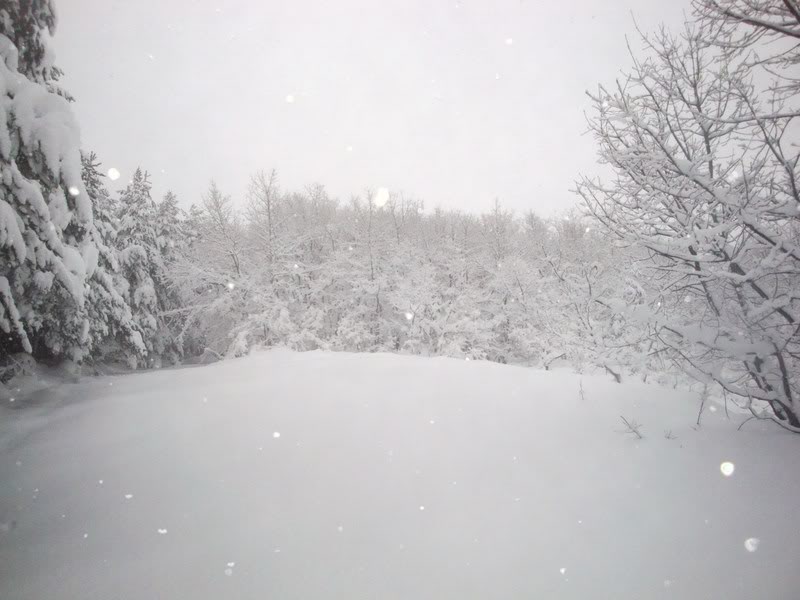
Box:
[1,350,798,599]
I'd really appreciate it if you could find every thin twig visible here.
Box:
[738,415,758,431]
[723,388,730,419]
[696,385,708,427]
[620,416,643,439]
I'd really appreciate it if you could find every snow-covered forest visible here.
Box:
[2,0,798,430]
[2,1,800,598]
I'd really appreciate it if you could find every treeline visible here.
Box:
[169,175,654,377]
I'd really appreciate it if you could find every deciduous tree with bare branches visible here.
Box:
[577,16,800,431]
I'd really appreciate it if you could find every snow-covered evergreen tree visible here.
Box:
[0,2,96,362]
[79,152,145,362]
[156,191,183,257]
[154,190,187,360]
[0,1,59,85]
[115,168,171,365]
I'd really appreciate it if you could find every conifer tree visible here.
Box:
[80,153,145,362]
[0,1,94,361]
[115,168,165,363]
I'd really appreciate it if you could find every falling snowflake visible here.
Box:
[744,537,760,552]
[227,282,235,290]
[560,568,567,575]
[273,431,281,439]
[124,494,133,500]
[337,525,344,532]
[374,187,390,208]
[505,37,514,45]
[405,312,414,321]
[67,186,80,197]
[720,461,735,477]
[157,528,168,535]
[285,94,295,104]
[107,167,120,181]
[419,505,425,511]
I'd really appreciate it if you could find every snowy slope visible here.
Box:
[0,350,798,599]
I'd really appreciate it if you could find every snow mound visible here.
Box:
[0,350,798,599]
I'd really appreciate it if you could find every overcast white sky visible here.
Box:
[55,0,689,215]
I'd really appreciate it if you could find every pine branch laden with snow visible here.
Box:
[0,4,98,362]
[577,19,800,431]
[0,0,61,88]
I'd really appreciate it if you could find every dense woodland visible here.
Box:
[1,0,798,431]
